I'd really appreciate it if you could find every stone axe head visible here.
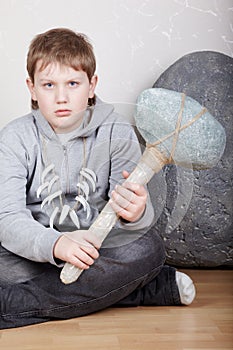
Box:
[135,88,226,171]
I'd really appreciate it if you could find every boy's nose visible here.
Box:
[56,86,68,103]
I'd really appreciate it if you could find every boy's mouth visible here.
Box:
[55,109,72,117]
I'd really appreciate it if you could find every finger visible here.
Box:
[122,182,147,198]
[74,247,96,267]
[81,243,100,260]
[122,170,130,179]
[109,197,135,220]
[64,232,101,250]
[68,254,91,270]
[85,232,102,250]
[114,183,136,202]
[111,188,133,209]
[109,197,125,215]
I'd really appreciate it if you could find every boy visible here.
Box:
[0,28,195,329]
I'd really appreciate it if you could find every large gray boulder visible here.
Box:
[149,51,232,267]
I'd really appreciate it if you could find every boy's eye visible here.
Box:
[44,83,53,88]
[69,81,79,87]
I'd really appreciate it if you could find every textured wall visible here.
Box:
[0,0,232,128]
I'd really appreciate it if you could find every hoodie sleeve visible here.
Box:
[0,131,63,265]
[108,119,155,231]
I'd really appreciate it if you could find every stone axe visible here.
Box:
[60,88,226,284]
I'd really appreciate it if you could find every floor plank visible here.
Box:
[0,269,232,350]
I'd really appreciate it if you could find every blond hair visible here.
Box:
[27,28,96,109]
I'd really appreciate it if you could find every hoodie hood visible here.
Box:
[32,96,115,141]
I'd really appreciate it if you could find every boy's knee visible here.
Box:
[139,226,166,269]
[121,226,166,275]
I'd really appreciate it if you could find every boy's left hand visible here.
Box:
[110,170,147,222]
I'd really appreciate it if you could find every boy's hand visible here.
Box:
[110,170,147,222]
[53,230,101,269]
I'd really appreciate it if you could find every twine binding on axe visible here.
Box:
[146,93,207,164]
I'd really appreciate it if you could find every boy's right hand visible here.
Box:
[53,230,101,269]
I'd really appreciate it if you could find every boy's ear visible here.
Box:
[89,75,98,99]
[26,78,37,101]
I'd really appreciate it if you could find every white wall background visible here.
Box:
[0,0,232,129]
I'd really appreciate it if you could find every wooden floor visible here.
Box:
[0,269,232,350]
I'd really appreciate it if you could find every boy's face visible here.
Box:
[27,61,97,133]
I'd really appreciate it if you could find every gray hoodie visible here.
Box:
[0,98,154,265]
